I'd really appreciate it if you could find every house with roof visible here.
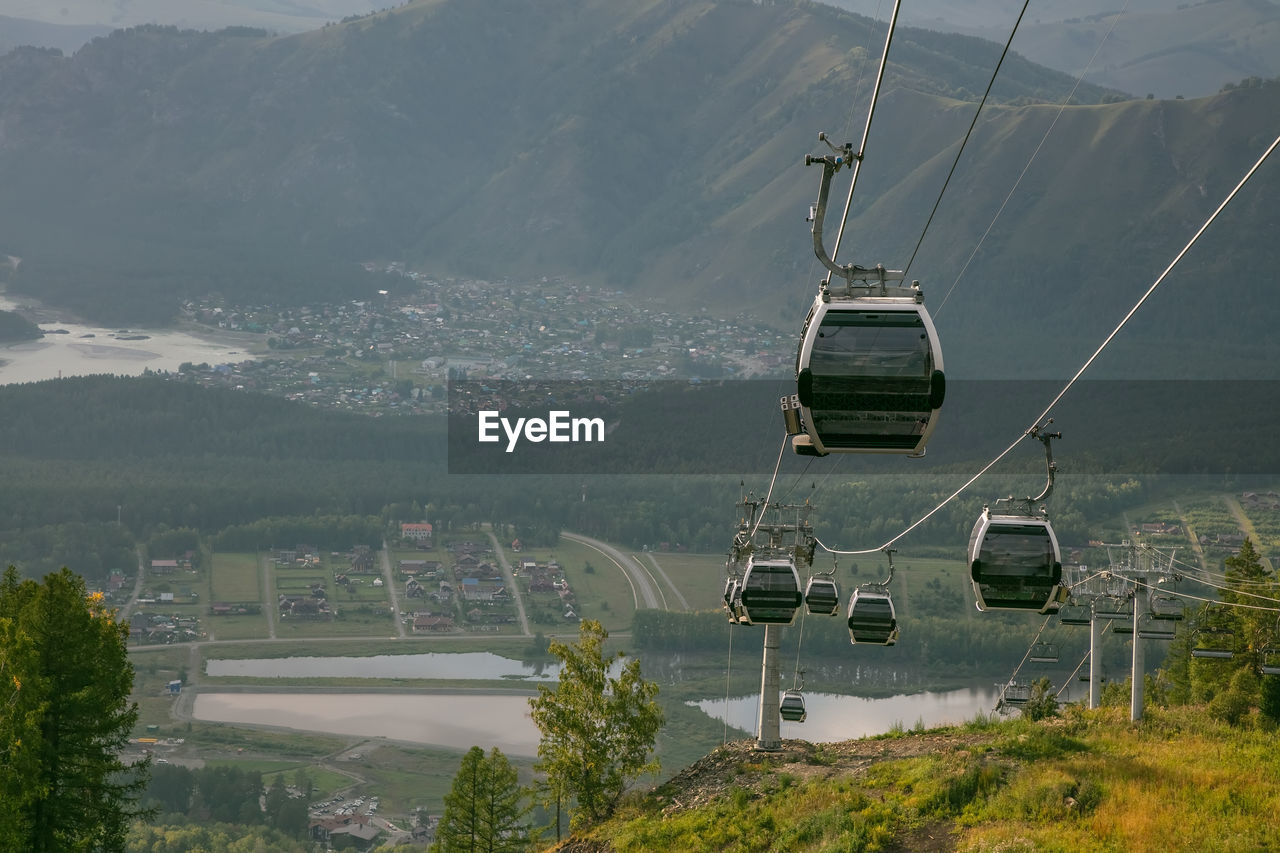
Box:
[401,522,434,546]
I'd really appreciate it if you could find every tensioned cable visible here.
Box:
[1004,614,1053,693]
[792,605,808,688]
[932,0,1132,315]
[901,0,1033,280]
[828,0,903,268]
[816,130,1280,557]
[778,457,816,503]
[1057,652,1090,699]
[1066,569,1113,592]
[747,434,790,540]
[1147,547,1279,587]
[841,0,887,143]
[723,622,734,745]
[1130,575,1280,612]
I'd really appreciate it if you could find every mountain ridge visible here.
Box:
[0,0,1276,376]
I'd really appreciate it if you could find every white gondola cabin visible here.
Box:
[780,689,807,722]
[738,557,803,626]
[968,511,1063,613]
[804,576,841,616]
[792,295,944,457]
[846,587,899,645]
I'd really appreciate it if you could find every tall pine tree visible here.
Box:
[0,566,149,852]
[433,746,528,853]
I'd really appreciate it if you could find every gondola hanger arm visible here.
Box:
[804,135,912,298]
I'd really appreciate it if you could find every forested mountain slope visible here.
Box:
[0,0,1275,376]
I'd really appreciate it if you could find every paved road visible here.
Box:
[485,531,531,636]
[380,541,407,638]
[563,532,664,610]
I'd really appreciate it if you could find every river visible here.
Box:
[0,293,256,384]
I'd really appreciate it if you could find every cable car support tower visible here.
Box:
[1062,537,1178,719]
[727,497,817,751]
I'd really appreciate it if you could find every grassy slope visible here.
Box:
[552,705,1280,853]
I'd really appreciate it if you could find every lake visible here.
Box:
[190,684,1005,755]
[691,686,1004,742]
[192,692,543,756]
[0,293,255,384]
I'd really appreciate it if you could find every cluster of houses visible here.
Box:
[516,557,578,621]
[129,612,201,644]
[399,540,518,632]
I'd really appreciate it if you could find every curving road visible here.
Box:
[562,532,666,611]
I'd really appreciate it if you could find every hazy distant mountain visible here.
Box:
[826,0,1280,98]
[0,0,378,44]
[0,0,1275,377]
[0,15,110,55]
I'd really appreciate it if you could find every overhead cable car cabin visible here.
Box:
[738,557,803,625]
[788,136,945,458]
[780,689,807,723]
[846,587,899,645]
[793,295,944,457]
[968,512,1063,613]
[804,576,841,616]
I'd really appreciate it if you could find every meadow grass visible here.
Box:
[210,552,262,602]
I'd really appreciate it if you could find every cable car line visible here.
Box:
[1146,548,1278,588]
[1057,652,1090,699]
[1003,614,1054,690]
[812,130,1280,558]
[901,0,1032,282]
[1128,575,1280,614]
[723,619,735,745]
[930,0,1133,313]
[826,0,903,271]
[746,435,790,541]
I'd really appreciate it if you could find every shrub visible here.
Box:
[1208,689,1251,727]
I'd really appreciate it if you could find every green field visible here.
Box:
[210,552,262,602]
[646,552,727,611]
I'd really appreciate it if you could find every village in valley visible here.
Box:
[161,268,794,416]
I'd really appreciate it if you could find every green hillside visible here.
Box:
[550,706,1280,852]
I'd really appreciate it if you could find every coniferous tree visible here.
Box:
[528,619,663,829]
[0,566,149,852]
[433,745,528,853]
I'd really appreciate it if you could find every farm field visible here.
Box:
[206,552,269,640]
